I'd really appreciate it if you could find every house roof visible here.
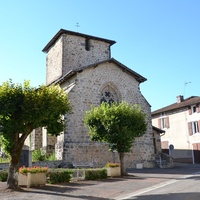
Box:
[48,58,147,86]
[152,96,200,115]
[42,29,116,52]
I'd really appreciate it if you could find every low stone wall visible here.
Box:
[32,160,64,168]
[0,159,158,171]
[0,163,8,170]
[0,160,71,170]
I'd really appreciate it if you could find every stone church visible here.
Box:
[29,29,156,168]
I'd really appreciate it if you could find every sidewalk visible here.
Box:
[0,163,200,200]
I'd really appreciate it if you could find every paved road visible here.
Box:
[116,164,200,200]
[0,163,200,200]
[119,173,200,199]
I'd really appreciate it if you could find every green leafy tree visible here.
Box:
[0,80,71,189]
[84,101,147,175]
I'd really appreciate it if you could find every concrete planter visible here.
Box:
[106,167,121,177]
[19,172,46,187]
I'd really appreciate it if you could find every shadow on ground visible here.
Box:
[127,163,200,176]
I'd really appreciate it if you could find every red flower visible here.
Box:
[19,166,48,174]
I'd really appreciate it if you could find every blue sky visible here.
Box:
[0,0,199,111]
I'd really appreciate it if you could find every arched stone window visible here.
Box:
[100,85,119,104]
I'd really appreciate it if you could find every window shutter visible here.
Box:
[188,122,192,136]
[198,120,200,132]
[158,119,161,128]
[197,104,200,113]
[166,117,170,128]
[188,106,192,115]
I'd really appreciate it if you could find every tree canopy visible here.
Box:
[84,101,147,175]
[0,80,71,189]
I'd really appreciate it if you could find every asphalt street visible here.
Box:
[117,164,200,200]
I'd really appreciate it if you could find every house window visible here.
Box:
[161,118,166,129]
[158,116,170,129]
[192,121,199,134]
[192,105,196,114]
[189,105,200,115]
[188,121,200,135]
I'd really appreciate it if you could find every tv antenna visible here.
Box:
[183,81,191,97]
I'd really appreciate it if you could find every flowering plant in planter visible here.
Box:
[19,166,48,174]
[105,162,120,168]
[105,162,121,177]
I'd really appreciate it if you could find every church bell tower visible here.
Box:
[42,29,116,85]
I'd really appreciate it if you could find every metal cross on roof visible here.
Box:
[75,22,80,32]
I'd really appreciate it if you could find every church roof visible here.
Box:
[42,29,116,52]
[49,58,147,86]
[106,58,147,83]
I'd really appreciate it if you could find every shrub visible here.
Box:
[47,169,73,184]
[47,152,56,161]
[0,170,8,182]
[0,151,10,163]
[0,157,10,163]
[85,169,107,180]
[32,149,46,161]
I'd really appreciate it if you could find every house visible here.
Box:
[152,95,200,164]
[29,29,156,168]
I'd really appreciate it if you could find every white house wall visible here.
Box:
[152,108,200,162]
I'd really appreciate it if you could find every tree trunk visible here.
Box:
[6,128,32,189]
[7,138,24,189]
[119,152,126,176]
[7,158,20,190]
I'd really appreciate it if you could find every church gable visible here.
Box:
[65,61,146,113]
[57,61,154,167]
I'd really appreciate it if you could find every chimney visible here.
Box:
[177,95,184,103]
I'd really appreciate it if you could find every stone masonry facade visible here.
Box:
[46,32,112,86]
[29,29,156,168]
[56,63,155,168]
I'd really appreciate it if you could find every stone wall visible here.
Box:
[31,128,43,150]
[46,34,111,85]
[62,34,111,75]
[0,161,64,170]
[46,36,63,85]
[0,163,8,170]
[45,135,57,156]
[57,62,155,168]
[24,128,56,157]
